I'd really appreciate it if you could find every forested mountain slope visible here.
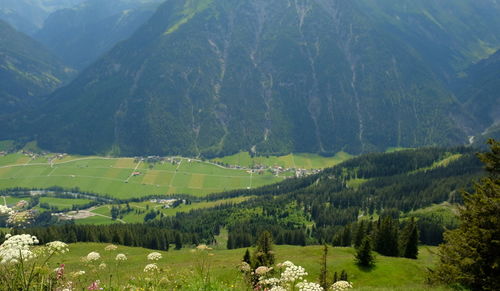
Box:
[34,0,163,70]
[0,20,73,115]
[7,0,498,157]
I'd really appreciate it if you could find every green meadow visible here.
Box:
[47,243,448,291]
[0,153,288,198]
[212,151,353,169]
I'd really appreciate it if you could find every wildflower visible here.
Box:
[239,262,251,272]
[115,253,127,261]
[72,270,86,278]
[6,210,33,227]
[0,234,39,264]
[330,281,353,291]
[196,244,213,251]
[99,263,107,269]
[255,266,273,275]
[0,205,13,215]
[296,281,324,291]
[147,252,162,261]
[87,280,101,290]
[55,264,65,280]
[144,263,159,273]
[46,241,69,254]
[279,261,307,283]
[105,244,117,251]
[269,286,287,291]
[259,277,281,287]
[86,251,101,261]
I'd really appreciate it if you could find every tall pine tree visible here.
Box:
[400,217,419,259]
[432,139,500,290]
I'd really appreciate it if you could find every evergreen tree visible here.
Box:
[432,139,500,290]
[252,231,275,268]
[375,216,399,256]
[400,217,419,259]
[243,249,251,264]
[319,244,329,289]
[354,220,366,248]
[356,236,375,267]
[340,270,348,281]
[174,232,183,250]
[333,271,338,283]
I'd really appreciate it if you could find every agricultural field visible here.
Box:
[0,153,288,198]
[46,243,449,291]
[39,197,93,210]
[212,151,353,169]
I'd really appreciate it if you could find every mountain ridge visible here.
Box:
[3,0,500,157]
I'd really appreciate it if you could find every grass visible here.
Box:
[212,151,352,169]
[39,197,93,209]
[0,153,287,198]
[47,243,448,290]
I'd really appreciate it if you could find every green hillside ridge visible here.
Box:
[41,243,447,290]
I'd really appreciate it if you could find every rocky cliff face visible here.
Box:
[11,0,500,157]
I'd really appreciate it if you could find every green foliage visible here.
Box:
[252,231,275,268]
[400,217,419,259]
[356,237,375,267]
[319,244,329,289]
[432,139,500,290]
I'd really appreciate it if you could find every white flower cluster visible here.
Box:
[115,253,127,261]
[72,270,86,277]
[86,252,101,261]
[269,286,287,291]
[255,266,273,275]
[147,252,162,261]
[6,211,33,227]
[239,261,251,272]
[330,281,353,291]
[259,277,281,286]
[0,205,13,215]
[46,241,69,254]
[105,244,117,251]
[279,261,308,283]
[144,263,159,273]
[297,281,324,291]
[0,234,39,264]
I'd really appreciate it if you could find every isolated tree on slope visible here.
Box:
[252,231,275,268]
[355,236,375,267]
[432,139,500,290]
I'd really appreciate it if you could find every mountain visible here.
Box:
[0,20,73,115]
[11,0,500,157]
[34,0,163,70]
[0,0,85,35]
[455,49,500,133]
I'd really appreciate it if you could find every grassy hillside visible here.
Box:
[47,243,448,290]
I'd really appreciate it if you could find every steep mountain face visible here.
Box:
[0,20,73,115]
[35,0,163,70]
[23,0,500,157]
[0,0,85,35]
[454,49,500,133]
